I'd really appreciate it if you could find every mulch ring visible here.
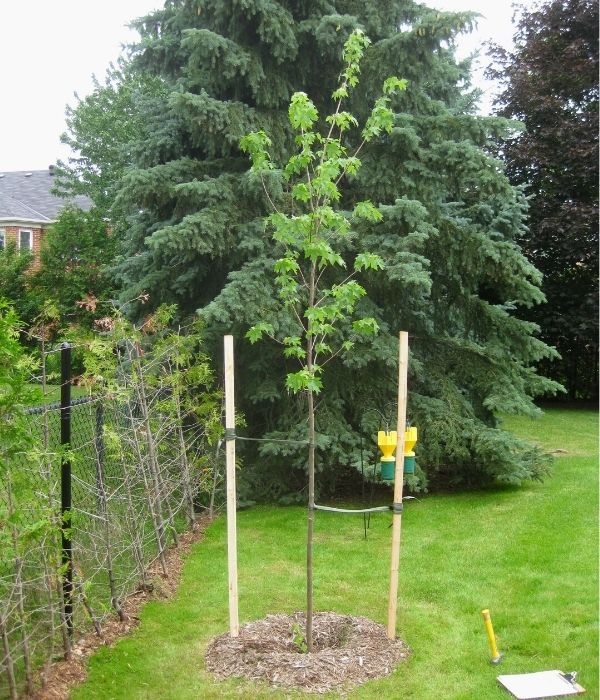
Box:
[205,612,410,695]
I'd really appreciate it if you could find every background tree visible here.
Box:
[54,61,167,216]
[0,243,40,329]
[33,207,116,328]
[488,0,598,399]
[68,0,559,496]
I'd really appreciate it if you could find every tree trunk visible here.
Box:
[306,389,315,652]
[306,262,316,652]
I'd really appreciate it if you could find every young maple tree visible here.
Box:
[241,30,405,651]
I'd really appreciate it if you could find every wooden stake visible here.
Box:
[387,331,409,640]
[224,335,239,637]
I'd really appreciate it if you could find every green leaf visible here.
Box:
[330,281,367,310]
[275,274,300,305]
[315,205,346,231]
[325,111,359,131]
[362,97,395,141]
[283,345,306,359]
[312,176,340,201]
[383,76,408,95]
[285,152,313,178]
[246,322,274,343]
[283,336,302,347]
[285,367,323,394]
[322,139,345,160]
[353,201,383,222]
[352,317,380,335]
[289,92,319,130]
[304,306,329,324]
[285,371,305,393]
[331,85,348,100]
[315,342,332,356]
[354,252,385,271]
[341,29,371,89]
[273,257,300,275]
[340,156,361,175]
[302,239,345,268]
[292,182,311,202]
[239,130,273,170]
[318,161,341,180]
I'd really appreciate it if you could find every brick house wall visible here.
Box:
[0,169,93,270]
[0,223,48,268]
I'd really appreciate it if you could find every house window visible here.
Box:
[0,229,5,250]
[19,229,32,252]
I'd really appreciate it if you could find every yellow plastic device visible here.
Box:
[377,431,397,481]
[377,430,397,459]
[404,426,417,456]
[403,426,417,474]
[377,428,419,480]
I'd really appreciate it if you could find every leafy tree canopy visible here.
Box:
[488,0,599,399]
[0,243,40,329]
[54,60,168,217]
[33,207,117,329]
[0,301,37,468]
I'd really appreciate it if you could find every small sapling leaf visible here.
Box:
[246,322,275,343]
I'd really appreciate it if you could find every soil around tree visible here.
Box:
[205,612,410,694]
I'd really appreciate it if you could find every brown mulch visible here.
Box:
[205,612,410,695]
[27,514,212,700]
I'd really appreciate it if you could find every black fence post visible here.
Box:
[60,342,73,636]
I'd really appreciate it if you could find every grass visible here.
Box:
[27,382,88,404]
[72,407,598,699]
[500,406,598,455]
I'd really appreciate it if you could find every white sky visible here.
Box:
[0,0,534,172]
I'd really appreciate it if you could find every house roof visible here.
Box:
[0,169,92,223]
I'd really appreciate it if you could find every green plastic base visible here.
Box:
[380,459,395,481]
[404,455,415,474]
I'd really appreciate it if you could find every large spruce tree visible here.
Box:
[108,0,560,496]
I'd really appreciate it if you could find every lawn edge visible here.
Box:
[27,514,214,700]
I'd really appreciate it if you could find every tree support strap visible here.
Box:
[222,430,309,445]
[312,503,403,515]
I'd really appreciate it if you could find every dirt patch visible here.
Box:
[28,514,212,700]
[205,612,410,695]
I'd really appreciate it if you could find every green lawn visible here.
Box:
[72,407,598,699]
[27,382,88,405]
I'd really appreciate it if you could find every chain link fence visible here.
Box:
[0,343,221,699]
